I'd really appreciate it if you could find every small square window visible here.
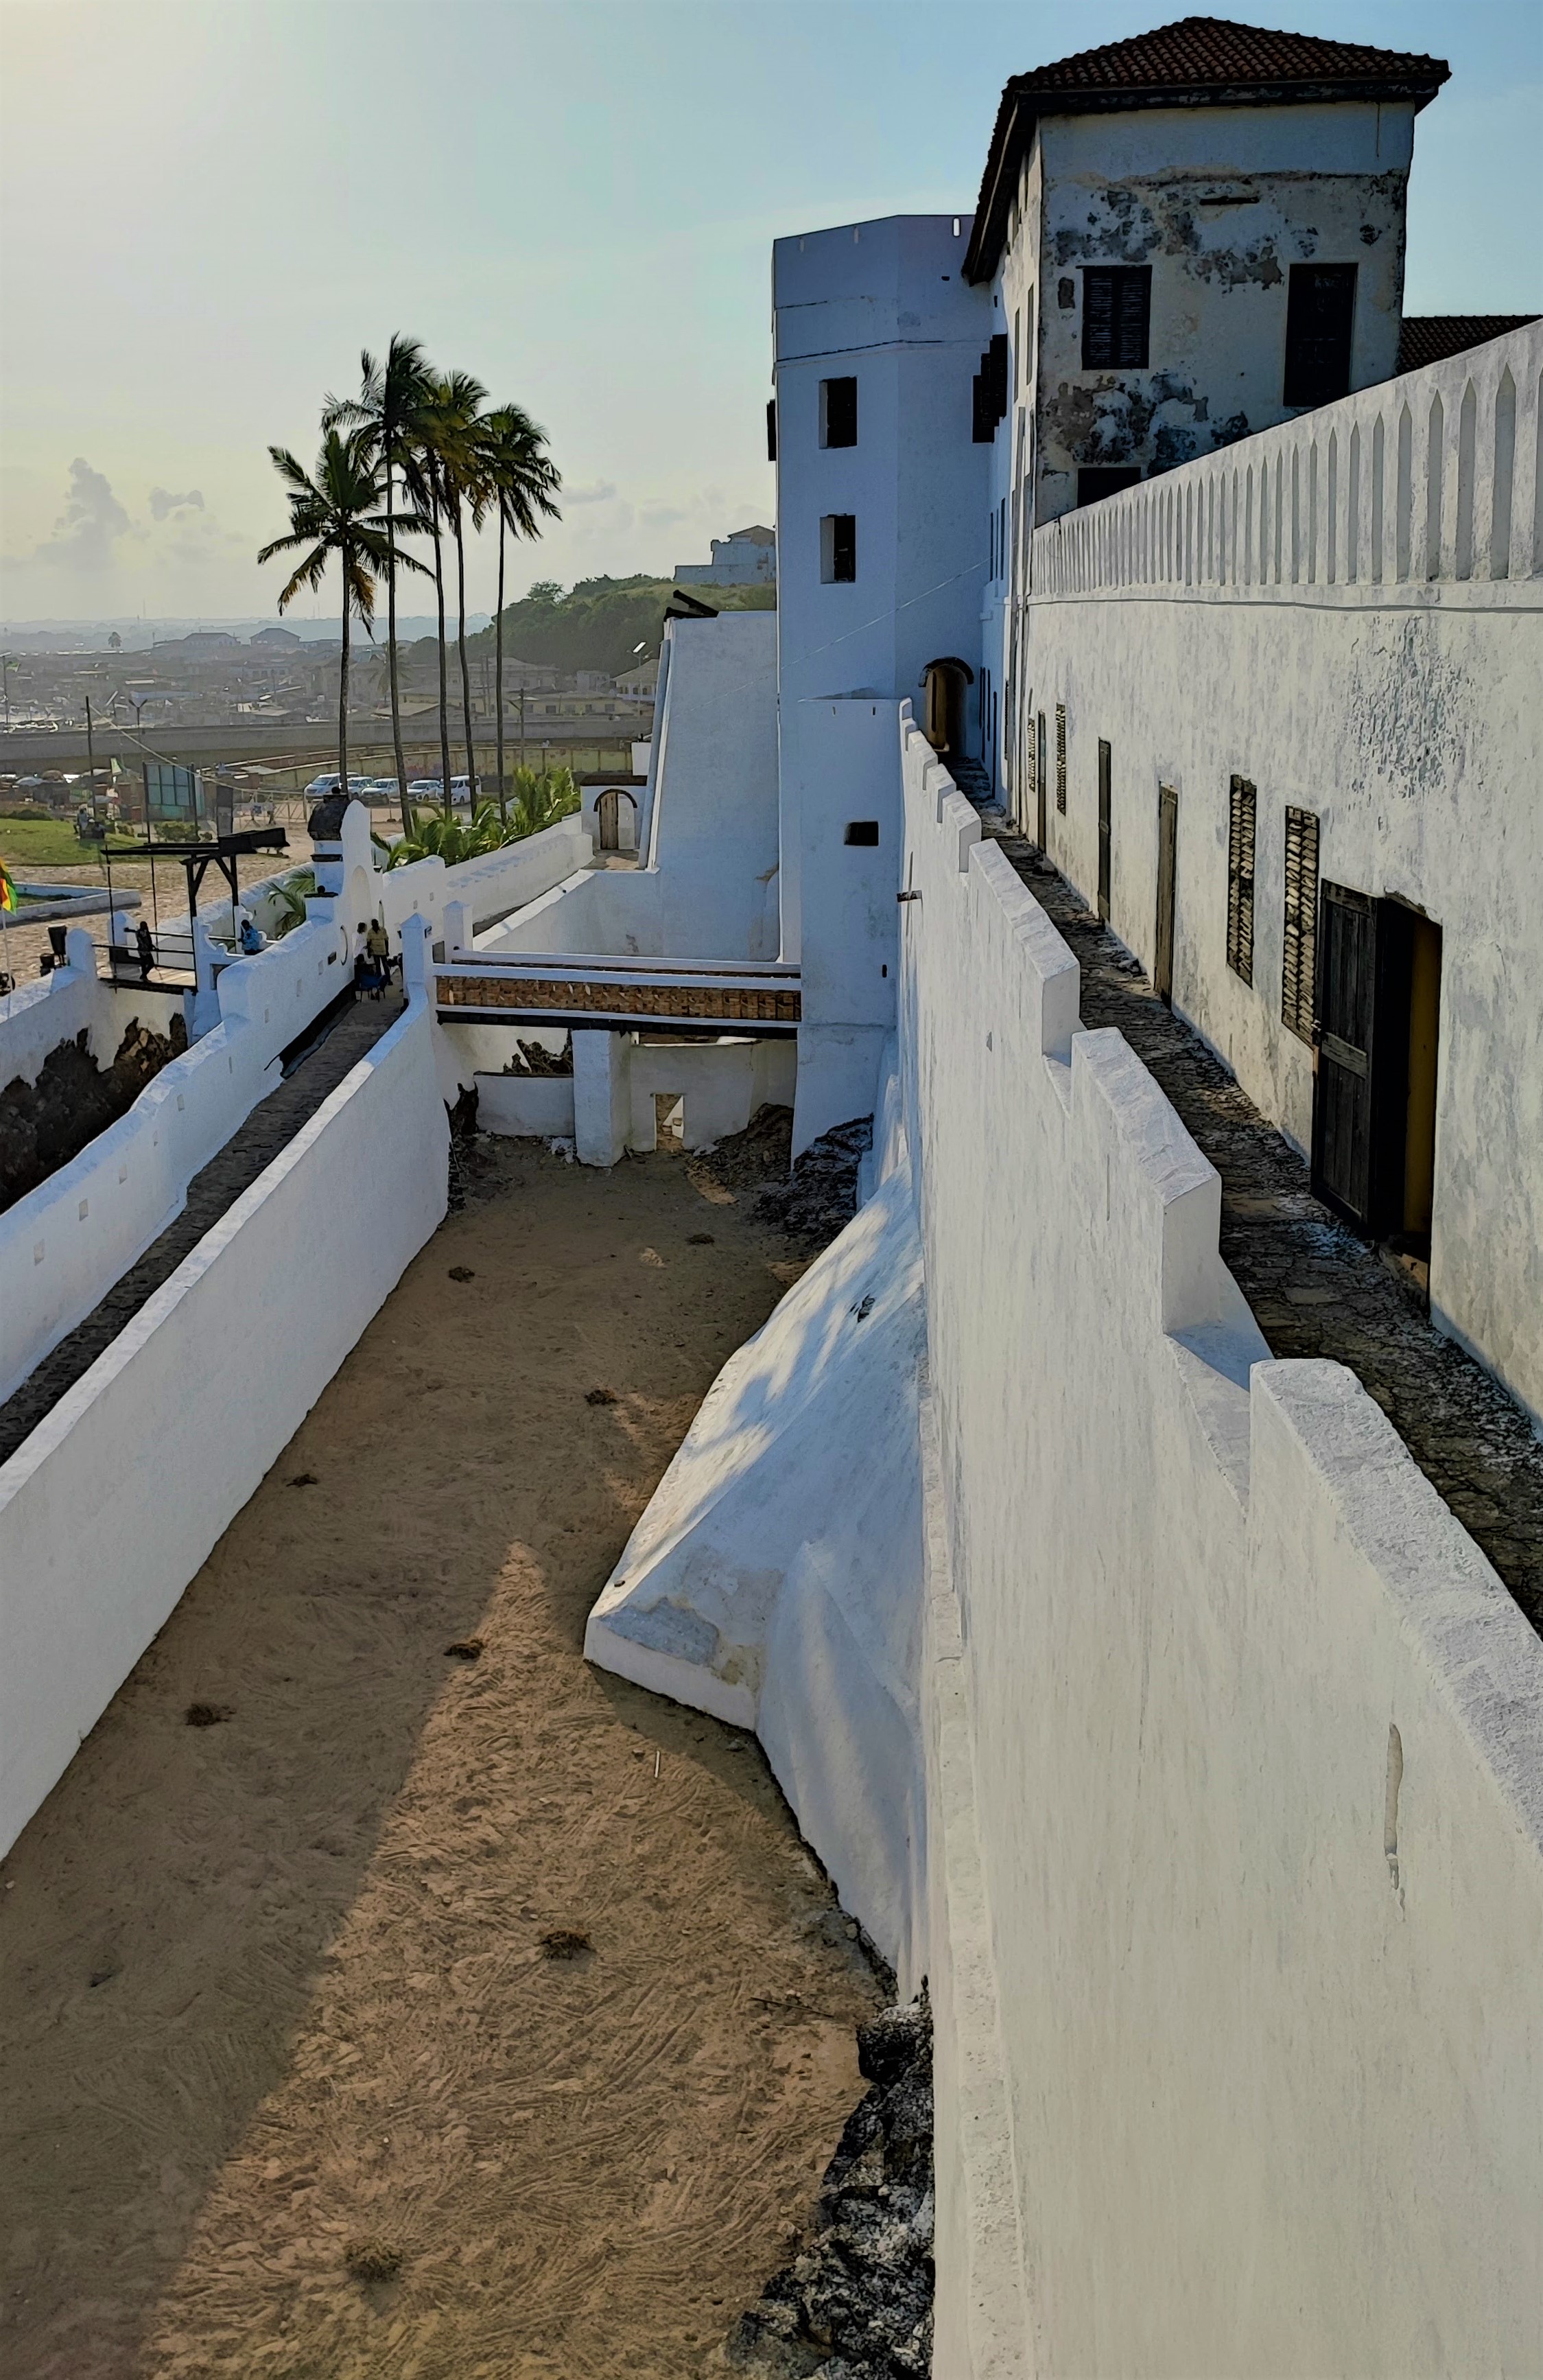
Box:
[844,820,880,846]
[821,514,856,583]
[820,376,858,448]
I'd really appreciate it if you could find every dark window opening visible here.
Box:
[1096,740,1112,922]
[1082,266,1151,370]
[766,398,777,463]
[1284,264,1357,408]
[1058,276,1075,310]
[1282,805,1321,1044]
[1225,775,1257,984]
[820,375,858,449]
[973,334,1010,442]
[1077,466,1142,509]
[844,820,880,846]
[821,514,856,583]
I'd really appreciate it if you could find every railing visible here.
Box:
[1032,320,1542,599]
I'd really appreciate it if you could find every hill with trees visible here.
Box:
[467,574,773,680]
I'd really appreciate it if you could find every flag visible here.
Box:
[0,861,17,914]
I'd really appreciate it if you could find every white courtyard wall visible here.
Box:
[0,983,447,1860]
[1019,321,1543,1425]
[897,715,1543,2376]
[645,611,780,961]
[378,812,591,952]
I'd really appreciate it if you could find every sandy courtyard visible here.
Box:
[0,1132,882,2378]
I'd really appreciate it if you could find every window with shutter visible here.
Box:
[1283,266,1357,408]
[1055,703,1067,813]
[1282,805,1321,1042]
[820,515,857,583]
[1225,775,1256,983]
[1082,267,1151,370]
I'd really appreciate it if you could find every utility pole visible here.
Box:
[1,653,16,729]
[84,695,99,810]
[519,687,526,775]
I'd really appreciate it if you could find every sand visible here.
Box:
[0,1134,882,2379]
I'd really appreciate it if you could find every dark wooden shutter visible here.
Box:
[988,333,1009,420]
[766,398,777,463]
[1083,268,1151,369]
[1155,784,1178,1004]
[972,369,992,443]
[1225,775,1256,984]
[1097,740,1112,921]
[1055,704,1067,813]
[1282,805,1320,1042]
[1311,883,1374,1223]
[1283,266,1357,408]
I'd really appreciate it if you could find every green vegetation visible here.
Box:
[467,574,773,683]
[384,765,580,869]
[0,817,91,870]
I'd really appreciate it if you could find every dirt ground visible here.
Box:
[0,1133,883,2379]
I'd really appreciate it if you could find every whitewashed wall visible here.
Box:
[0,902,366,1406]
[897,715,1543,2377]
[379,811,591,953]
[0,970,447,1860]
[0,934,177,1087]
[1019,321,1543,1425]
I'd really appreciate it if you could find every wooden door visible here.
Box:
[598,787,620,852]
[1096,740,1112,921]
[1311,883,1378,1226]
[1154,784,1177,1005]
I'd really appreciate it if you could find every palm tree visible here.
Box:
[480,404,561,821]
[258,429,416,802]
[409,373,486,815]
[324,335,436,818]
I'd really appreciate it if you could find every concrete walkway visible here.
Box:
[991,825,1543,1636]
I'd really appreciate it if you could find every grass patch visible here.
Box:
[0,817,99,870]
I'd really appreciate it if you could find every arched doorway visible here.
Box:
[597,786,638,853]
[920,657,974,757]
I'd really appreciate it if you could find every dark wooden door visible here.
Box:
[1311,883,1380,1226]
[1154,784,1177,1005]
[1096,741,1112,920]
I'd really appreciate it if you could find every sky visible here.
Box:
[1,0,1539,627]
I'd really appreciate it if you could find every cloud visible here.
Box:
[565,478,618,505]
[39,456,131,568]
[149,486,204,520]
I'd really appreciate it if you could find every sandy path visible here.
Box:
[0,1135,880,2378]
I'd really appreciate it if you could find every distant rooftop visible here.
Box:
[1395,316,1540,374]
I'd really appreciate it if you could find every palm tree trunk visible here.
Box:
[386,453,410,832]
[454,509,475,800]
[494,513,507,826]
[338,556,351,803]
[432,513,452,818]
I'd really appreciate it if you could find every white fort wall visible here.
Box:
[0,949,448,1860]
[1012,321,1543,1427]
[895,716,1543,2376]
[0,810,589,1409]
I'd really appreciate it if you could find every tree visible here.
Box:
[324,335,436,820]
[410,372,486,814]
[479,404,561,821]
[257,429,420,802]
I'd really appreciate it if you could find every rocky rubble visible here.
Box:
[753,1115,873,1249]
[0,1016,186,1212]
[724,1994,934,2378]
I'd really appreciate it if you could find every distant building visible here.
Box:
[674,524,777,586]
[249,625,303,649]
[615,658,659,700]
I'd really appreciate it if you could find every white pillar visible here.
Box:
[400,911,432,1000]
[442,899,471,957]
[573,1030,631,1166]
[63,926,97,979]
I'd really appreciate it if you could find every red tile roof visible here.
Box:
[965,16,1450,283]
[1395,316,1538,375]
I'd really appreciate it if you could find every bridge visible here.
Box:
[434,953,801,1035]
